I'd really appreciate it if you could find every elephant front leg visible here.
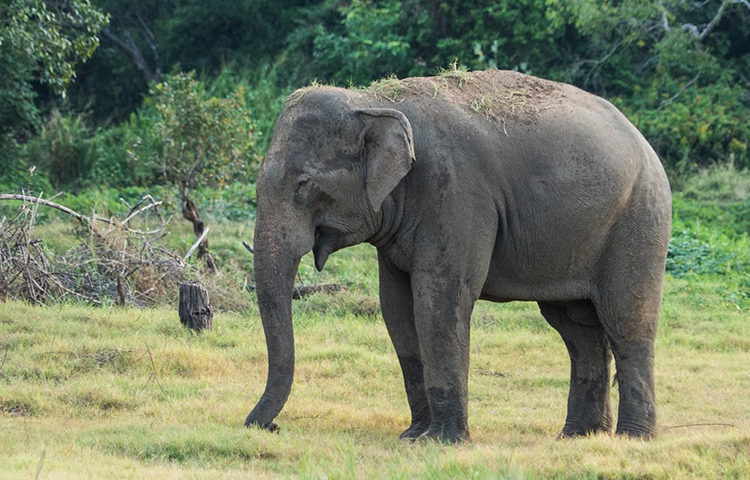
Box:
[411,274,475,443]
[378,254,431,439]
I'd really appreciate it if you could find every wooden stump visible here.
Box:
[178,283,213,332]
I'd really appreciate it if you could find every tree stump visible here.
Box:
[178,283,213,332]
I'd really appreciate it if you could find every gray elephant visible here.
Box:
[245,69,671,443]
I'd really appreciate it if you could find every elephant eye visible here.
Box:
[295,178,310,194]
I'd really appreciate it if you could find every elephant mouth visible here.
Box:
[313,226,339,271]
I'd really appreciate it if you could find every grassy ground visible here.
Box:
[1,242,748,479]
[2,167,749,478]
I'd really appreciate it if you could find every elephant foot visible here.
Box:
[615,396,656,439]
[416,421,470,444]
[615,420,655,439]
[399,418,431,440]
[245,419,280,433]
[556,415,612,439]
[556,424,611,439]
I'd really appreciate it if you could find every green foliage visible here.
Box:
[0,141,53,195]
[547,0,750,170]
[667,231,747,278]
[132,71,259,197]
[667,166,750,308]
[623,82,750,170]
[0,0,108,138]
[288,0,572,86]
[310,0,412,85]
[88,118,158,188]
[7,108,156,191]
[2,0,748,191]
[205,64,290,155]
[21,110,97,189]
[162,0,310,74]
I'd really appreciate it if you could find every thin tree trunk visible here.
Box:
[181,196,217,273]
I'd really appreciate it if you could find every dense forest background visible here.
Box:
[1,0,749,197]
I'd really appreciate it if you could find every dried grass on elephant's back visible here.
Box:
[368,69,567,125]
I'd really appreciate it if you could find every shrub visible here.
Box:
[21,110,96,190]
[668,167,750,280]
[623,82,750,172]
[132,71,260,197]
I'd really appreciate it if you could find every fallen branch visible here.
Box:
[0,191,191,306]
[0,194,91,224]
[663,422,737,430]
[0,193,164,235]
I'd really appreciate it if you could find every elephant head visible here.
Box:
[244,89,416,429]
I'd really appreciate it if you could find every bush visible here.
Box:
[668,166,750,280]
[311,0,413,86]
[623,82,750,171]
[88,120,159,188]
[21,110,97,190]
[131,71,260,198]
[205,64,290,154]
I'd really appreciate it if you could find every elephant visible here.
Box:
[244,69,671,443]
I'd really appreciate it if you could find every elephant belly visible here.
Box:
[478,216,608,303]
[479,276,596,304]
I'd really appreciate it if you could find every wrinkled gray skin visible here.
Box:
[245,70,671,443]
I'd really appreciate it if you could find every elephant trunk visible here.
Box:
[244,221,301,430]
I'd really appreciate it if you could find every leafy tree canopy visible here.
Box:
[0,0,108,140]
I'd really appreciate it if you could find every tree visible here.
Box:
[100,2,164,85]
[0,0,108,145]
[133,72,258,272]
[545,0,750,168]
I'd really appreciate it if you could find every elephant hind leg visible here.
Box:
[539,301,613,438]
[593,295,659,438]
[593,289,659,438]
[593,215,666,439]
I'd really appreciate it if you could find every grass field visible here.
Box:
[1,241,749,479]
[2,168,750,478]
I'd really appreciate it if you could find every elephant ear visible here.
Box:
[356,108,416,212]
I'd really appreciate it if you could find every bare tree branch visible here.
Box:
[0,193,90,223]
[659,74,701,108]
[698,0,729,39]
[134,9,162,80]
[101,9,162,86]
[101,27,158,84]
[183,227,210,263]
[672,0,749,40]
[0,194,163,235]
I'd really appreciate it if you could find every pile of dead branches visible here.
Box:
[0,192,198,306]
